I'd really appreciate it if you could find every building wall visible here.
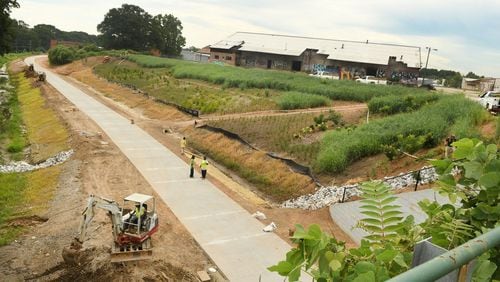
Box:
[302,50,329,72]
[238,51,300,71]
[495,78,500,91]
[461,78,497,92]
[181,50,209,63]
[49,39,81,49]
[386,57,419,83]
[209,49,237,65]
[480,79,495,92]
[209,47,419,82]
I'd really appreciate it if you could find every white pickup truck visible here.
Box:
[479,91,500,113]
[355,76,387,85]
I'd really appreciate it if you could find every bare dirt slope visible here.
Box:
[0,67,210,281]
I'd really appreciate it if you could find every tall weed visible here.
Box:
[315,95,486,173]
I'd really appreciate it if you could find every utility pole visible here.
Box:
[420,47,437,87]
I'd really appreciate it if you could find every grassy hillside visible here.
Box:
[315,95,487,173]
[0,69,69,246]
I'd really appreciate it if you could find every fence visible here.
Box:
[389,226,500,282]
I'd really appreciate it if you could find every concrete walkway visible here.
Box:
[330,189,451,245]
[27,57,291,281]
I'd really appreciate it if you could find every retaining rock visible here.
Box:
[0,150,74,173]
[281,166,438,210]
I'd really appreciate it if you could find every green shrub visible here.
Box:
[48,45,76,65]
[326,110,343,125]
[381,144,399,160]
[6,142,23,153]
[397,134,425,153]
[315,95,486,173]
[368,93,440,115]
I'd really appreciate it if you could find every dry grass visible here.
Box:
[16,75,69,163]
[185,127,316,202]
[61,61,189,122]
[23,166,62,215]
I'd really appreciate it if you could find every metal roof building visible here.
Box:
[209,32,423,81]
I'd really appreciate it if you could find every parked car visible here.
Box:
[309,71,339,80]
[355,76,387,85]
[479,91,500,113]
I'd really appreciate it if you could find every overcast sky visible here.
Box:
[11,0,500,77]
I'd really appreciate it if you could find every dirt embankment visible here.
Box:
[0,62,210,281]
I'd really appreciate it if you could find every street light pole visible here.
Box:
[421,46,437,87]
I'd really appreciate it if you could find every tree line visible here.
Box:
[420,68,484,88]
[1,2,185,56]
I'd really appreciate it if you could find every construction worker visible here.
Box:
[126,203,145,231]
[200,156,209,179]
[180,137,187,154]
[189,155,196,178]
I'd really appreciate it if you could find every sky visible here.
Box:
[11,0,500,77]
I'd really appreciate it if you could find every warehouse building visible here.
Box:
[209,32,422,82]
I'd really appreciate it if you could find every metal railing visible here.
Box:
[388,226,500,282]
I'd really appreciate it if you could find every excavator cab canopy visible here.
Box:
[123,193,156,215]
[124,193,153,204]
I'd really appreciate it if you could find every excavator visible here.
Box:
[68,193,159,263]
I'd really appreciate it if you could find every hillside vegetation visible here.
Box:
[127,54,430,102]
[316,95,486,173]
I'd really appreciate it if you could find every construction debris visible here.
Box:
[251,211,266,220]
[263,222,277,232]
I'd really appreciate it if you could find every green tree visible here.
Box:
[97,4,152,51]
[48,45,76,65]
[97,4,185,55]
[186,46,199,52]
[149,14,186,56]
[32,24,58,51]
[420,68,464,88]
[0,0,20,55]
[465,71,480,79]
[9,20,40,52]
[445,72,463,88]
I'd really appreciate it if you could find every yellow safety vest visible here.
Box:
[135,206,144,217]
[181,139,187,148]
[200,160,209,170]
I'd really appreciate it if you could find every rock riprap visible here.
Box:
[0,150,74,173]
[281,166,437,210]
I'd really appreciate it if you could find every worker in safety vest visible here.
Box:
[200,156,209,179]
[189,155,196,178]
[128,204,146,231]
[180,137,187,154]
[135,204,145,217]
